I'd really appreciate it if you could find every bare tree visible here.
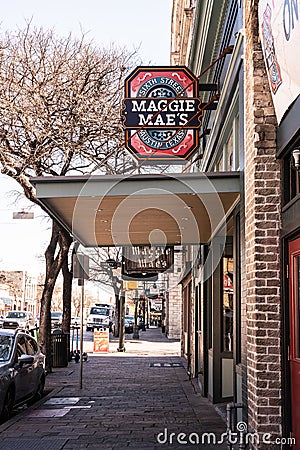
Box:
[0,270,23,310]
[87,247,123,335]
[0,24,138,370]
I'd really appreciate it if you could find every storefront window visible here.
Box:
[283,153,300,205]
[222,257,234,352]
[226,131,233,171]
[211,113,239,172]
[217,153,224,171]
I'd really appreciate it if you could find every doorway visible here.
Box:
[288,237,300,446]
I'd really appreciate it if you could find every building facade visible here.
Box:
[0,270,40,315]
[171,0,300,446]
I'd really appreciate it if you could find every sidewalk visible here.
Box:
[0,327,228,449]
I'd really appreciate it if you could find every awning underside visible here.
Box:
[31,172,240,246]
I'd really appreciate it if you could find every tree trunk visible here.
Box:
[113,279,122,337]
[39,283,54,373]
[114,291,120,337]
[38,220,71,372]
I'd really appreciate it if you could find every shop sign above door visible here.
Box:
[122,67,202,163]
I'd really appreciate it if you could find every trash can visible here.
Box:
[51,331,69,368]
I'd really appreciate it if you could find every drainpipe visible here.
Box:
[226,402,245,450]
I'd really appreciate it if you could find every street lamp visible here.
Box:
[292,147,300,195]
[105,258,121,270]
[292,147,300,168]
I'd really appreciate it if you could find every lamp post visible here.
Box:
[148,279,168,334]
[105,258,125,352]
[72,246,89,389]
[132,289,139,339]
[117,289,126,352]
[146,297,149,329]
[142,296,146,331]
[161,294,166,334]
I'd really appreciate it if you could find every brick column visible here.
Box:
[243,0,282,444]
[167,282,182,339]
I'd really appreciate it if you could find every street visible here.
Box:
[0,327,227,449]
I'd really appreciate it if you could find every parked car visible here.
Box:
[71,317,80,327]
[2,311,37,330]
[125,315,134,334]
[0,328,45,422]
[111,315,142,335]
[50,311,63,329]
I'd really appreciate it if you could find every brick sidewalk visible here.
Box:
[0,328,228,449]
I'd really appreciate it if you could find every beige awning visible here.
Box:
[30,172,240,246]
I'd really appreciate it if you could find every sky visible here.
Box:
[0,0,173,65]
[0,0,173,276]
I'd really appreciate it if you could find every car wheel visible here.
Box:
[35,376,45,401]
[1,387,14,423]
[27,375,45,406]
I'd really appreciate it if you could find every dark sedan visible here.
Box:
[0,328,45,422]
[51,311,63,329]
[125,315,134,334]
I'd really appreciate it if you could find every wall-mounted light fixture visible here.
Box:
[292,147,300,169]
[292,147,300,196]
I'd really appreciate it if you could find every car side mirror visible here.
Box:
[18,354,34,367]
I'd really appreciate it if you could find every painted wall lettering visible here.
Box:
[283,0,299,41]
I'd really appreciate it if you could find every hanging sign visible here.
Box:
[122,67,202,163]
[123,245,174,274]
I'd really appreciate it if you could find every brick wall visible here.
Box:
[243,0,282,444]
[167,281,182,339]
[166,251,183,339]
[240,189,249,424]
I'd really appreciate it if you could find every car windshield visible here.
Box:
[6,312,26,319]
[51,312,62,318]
[90,307,108,315]
[0,335,14,361]
[125,316,134,321]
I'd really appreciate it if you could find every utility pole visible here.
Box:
[133,289,139,339]
[117,290,126,352]
[72,247,89,389]
[78,277,84,389]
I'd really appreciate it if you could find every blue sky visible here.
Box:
[0,0,173,65]
[0,0,173,275]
